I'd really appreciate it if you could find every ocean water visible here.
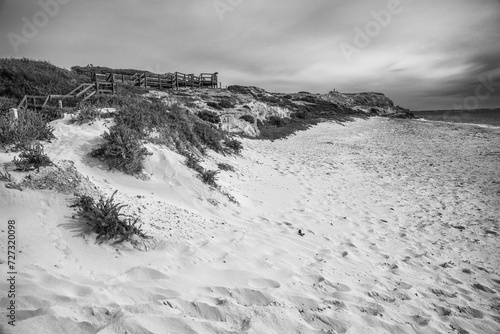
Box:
[412,109,500,128]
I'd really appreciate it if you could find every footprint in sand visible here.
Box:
[38,198,83,270]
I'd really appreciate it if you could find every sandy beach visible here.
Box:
[1,117,499,334]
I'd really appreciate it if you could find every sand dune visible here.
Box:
[1,117,499,333]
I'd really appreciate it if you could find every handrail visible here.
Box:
[17,70,219,109]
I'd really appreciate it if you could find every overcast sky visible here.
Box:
[1,0,499,110]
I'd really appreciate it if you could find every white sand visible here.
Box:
[1,117,499,334]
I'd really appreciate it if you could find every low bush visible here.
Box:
[197,110,220,124]
[71,103,101,125]
[39,106,64,123]
[217,162,235,172]
[207,101,223,110]
[218,99,235,109]
[114,100,225,155]
[0,170,13,182]
[0,97,17,112]
[13,143,52,171]
[0,109,55,147]
[90,125,150,175]
[200,168,219,187]
[291,111,307,119]
[239,114,255,123]
[224,137,243,154]
[268,115,286,127]
[70,190,151,244]
[0,58,88,100]
[185,153,203,173]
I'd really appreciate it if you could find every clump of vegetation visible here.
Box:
[218,99,235,109]
[13,143,52,171]
[70,190,151,244]
[200,168,219,187]
[239,114,255,123]
[185,153,203,173]
[39,106,66,123]
[197,110,220,124]
[71,103,101,125]
[0,58,88,100]
[268,116,286,127]
[0,109,55,147]
[206,101,223,110]
[217,162,235,172]
[224,137,243,154]
[0,97,17,112]
[0,170,13,182]
[90,125,150,175]
[113,100,224,154]
[291,111,308,119]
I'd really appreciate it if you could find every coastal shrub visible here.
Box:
[90,125,150,175]
[0,97,17,112]
[115,97,166,135]
[207,101,223,110]
[292,111,308,119]
[0,170,13,182]
[217,162,235,172]
[0,58,88,100]
[224,137,243,154]
[239,114,255,123]
[268,116,285,127]
[13,143,52,171]
[185,153,203,173]
[70,190,151,244]
[71,103,101,125]
[197,110,220,124]
[39,106,66,123]
[0,109,55,147]
[192,122,223,152]
[200,168,219,187]
[218,99,235,109]
[242,105,251,110]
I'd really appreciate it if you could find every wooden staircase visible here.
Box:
[17,70,219,110]
[17,79,116,110]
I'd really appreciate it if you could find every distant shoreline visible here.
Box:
[412,108,500,128]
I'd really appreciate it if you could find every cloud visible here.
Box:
[0,0,499,110]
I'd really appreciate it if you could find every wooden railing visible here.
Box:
[82,71,219,89]
[17,70,219,110]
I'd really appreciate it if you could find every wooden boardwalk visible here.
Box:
[17,71,219,110]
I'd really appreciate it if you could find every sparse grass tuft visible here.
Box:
[13,143,52,171]
[0,170,13,182]
[200,168,219,187]
[70,190,151,244]
[90,125,151,175]
[185,153,203,173]
[217,162,235,172]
